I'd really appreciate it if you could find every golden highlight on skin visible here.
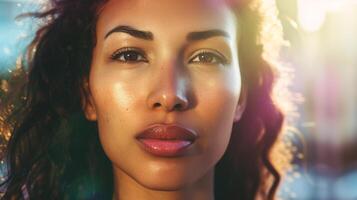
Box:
[84,1,241,199]
[0,0,295,199]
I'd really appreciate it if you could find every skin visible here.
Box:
[83,0,244,199]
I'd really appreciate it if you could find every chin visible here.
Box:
[138,178,189,191]
[134,169,195,191]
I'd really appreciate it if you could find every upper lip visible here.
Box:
[135,124,197,141]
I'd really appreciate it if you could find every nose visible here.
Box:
[147,62,189,112]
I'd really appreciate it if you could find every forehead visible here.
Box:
[97,0,237,39]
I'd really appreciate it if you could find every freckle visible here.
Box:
[126,108,129,111]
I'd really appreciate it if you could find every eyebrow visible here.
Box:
[104,25,154,40]
[104,25,229,41]
[186,29,230,41]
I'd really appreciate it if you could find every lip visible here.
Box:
[135,124,197,157]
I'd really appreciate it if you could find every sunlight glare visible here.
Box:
[298,0,326,32]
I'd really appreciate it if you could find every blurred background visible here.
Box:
[276,0,357,199]
[0,0,357,199]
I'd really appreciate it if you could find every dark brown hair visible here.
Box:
[0,0,292,199]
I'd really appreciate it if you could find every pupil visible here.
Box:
[124,51,138,60]
[200,54,213,62]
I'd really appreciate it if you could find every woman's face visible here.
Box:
[85,0,242,190]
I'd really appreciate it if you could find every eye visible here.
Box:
[110,47,148,63]
[189,50,227,65]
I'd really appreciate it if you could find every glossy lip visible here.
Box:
[135,124,197,157]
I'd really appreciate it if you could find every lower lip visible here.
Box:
[137,138,193,157]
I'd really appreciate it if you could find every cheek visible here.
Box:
[89,66,147,126]
[92,80,133,127]
[194,69,241,162]
[88,70,145,160]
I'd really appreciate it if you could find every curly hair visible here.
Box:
[0,0,292,199]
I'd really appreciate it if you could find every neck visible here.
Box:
[112,167,215,200]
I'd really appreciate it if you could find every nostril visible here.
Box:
[153,102,161,108]
[174,103,182,110]
[152,102,184,111]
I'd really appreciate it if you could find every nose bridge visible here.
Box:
[161,59,181,93]
[147,58,189,111]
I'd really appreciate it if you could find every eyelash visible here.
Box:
[110,48,228,65]
[189,50,228,65]
[110,47,148,63]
